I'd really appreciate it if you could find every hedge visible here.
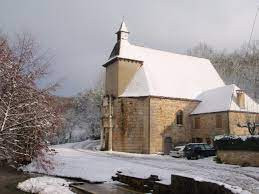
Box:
[214,135,259,151]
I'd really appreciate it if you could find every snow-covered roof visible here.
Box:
[191,84,259,114]
[105,22,259,114]
[113,39,225,99]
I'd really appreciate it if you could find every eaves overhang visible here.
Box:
[102,56,143,67]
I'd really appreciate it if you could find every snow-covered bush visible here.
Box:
[214,135,259,151]
[17,176,74,194]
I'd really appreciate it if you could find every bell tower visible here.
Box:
[116,21,129,41]
[103,21,142,97]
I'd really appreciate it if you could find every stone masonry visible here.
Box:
[228,111,259,135]
[217,150,259,167]
[149,97,199,153]
[102,96,259,154]
[112,97,149,153]
[190,112,229,144]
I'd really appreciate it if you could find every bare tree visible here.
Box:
[188,42,259,100]
[0,33,61,167]
[187,42,215,59]
[188,42,259,135]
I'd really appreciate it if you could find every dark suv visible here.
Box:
[184,143,216,160]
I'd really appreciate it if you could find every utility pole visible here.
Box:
[248,7,259,47]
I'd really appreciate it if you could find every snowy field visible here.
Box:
[23,140,259,194]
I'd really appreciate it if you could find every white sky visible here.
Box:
[0,0,259,96]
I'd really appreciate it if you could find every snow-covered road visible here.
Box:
[23,140,259,194]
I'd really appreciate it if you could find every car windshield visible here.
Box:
[200,145,206,150]
[179,147,185,151]
[185,143,213,150]
[174,146,184,151]
[204,144,213,149]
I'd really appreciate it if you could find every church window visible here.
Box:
[193,117,201,129]
[196,138,203,143]
[192,137,203,143]
[176,110,183,125]
[216,115,222,128]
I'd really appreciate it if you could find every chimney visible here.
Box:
[236,90,245,109]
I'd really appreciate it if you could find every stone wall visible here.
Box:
[112,97,150,153]
[228,111,259,135]
[190,112,229,143]
[113,172,237,194]
[190,111,259,143]
[102,95,259,154]
[217,150,259,167]
[105,60,118,96]
[149,97,199,153]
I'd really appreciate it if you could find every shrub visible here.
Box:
[214,135,259,151]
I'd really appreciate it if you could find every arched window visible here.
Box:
[176,110,183,125]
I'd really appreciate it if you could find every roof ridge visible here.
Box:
[130,43,211,62]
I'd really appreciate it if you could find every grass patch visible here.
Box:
[213,156,222,164]
[0,166,29,194]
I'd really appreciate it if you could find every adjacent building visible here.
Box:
[101,22,259,154]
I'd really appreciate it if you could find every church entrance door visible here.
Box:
[104,130,109,150]
[164,137,173,155]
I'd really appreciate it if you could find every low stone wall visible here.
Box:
[112,172,239,194]
[167,175,235,194]
[217,150,259,167]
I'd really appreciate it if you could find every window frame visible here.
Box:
[176,110,184,126]
[193,117,201,129]
[215,114,223,129]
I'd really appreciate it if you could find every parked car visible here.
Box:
[169,146,185,158]
[184,143,216,160]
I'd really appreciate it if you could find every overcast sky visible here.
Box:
[0,0,259,96]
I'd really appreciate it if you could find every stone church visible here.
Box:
[101,21,259,154]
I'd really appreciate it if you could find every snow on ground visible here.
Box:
[53,139,101,150]
[23,140,259,194]
[17,176,75,194]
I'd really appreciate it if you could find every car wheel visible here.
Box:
[187,156,191,160]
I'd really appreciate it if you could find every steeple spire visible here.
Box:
[118,21,129,33]
[116,21,129,41]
